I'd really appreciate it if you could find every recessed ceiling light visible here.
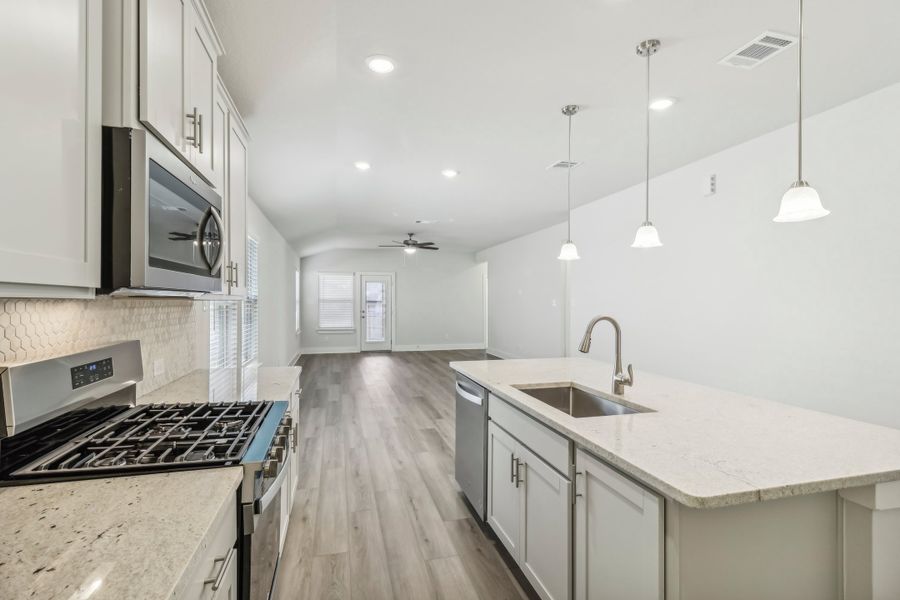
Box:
[441,169,459,179]
[354,161,371,171]
[649,97,676,111]
[365,55,395,74]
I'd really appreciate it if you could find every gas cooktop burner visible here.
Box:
[1,401,273,481]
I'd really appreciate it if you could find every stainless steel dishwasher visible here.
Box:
[454,374,489,521]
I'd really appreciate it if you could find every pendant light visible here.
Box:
[632,39,663,248]
[774,0,829,222]
[558,105,580,261]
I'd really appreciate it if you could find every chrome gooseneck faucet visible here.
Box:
[578,316,634,395]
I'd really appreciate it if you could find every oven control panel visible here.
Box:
[71,357,114,389]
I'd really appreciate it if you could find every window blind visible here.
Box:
[318,272,354,329]
[209,301,239,370]
[242,237,260,365]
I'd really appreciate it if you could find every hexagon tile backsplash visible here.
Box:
[0,297,206,397]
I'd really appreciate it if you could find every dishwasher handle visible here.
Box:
[455,381,484,406]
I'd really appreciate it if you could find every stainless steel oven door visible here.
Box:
[130,129,224,293]
[246,462,288,600]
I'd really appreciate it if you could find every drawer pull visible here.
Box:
[204,546,235,591]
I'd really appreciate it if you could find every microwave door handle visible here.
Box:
[208,207,226,275]
[197,207,214,271]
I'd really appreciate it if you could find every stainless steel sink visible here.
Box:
[512,384,641,418]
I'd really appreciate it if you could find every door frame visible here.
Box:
[357,272,395,352]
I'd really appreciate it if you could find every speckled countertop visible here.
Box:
[0,366,301,599]
[450,357,900,509]
[0,468,243,600]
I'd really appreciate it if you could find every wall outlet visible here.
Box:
[703,174,717,196]
[153,359,165,377]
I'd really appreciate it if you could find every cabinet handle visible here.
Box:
[233,261,239,287]
[510,453,516,484]
[515,459,524,488]
[197,112,204,153]
[574,471,584,502]
[186,107,200,148]
[225,263,233,286]
[204,546,235,591]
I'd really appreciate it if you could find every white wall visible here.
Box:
[478,82,900,429]
[300,249,485,353]
[247,198,302,366]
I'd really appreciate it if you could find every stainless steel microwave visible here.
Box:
[101,127,224,296]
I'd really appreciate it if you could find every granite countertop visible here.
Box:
[0,468,243,600]
[0,366,302,599]
[138,366,302,405]
[450,357,900,509]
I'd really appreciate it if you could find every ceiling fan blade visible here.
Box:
[378,245,404,248]
[416,242,436,246]
[419,246,439,250]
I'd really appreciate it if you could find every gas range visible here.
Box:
[0,341,296,600]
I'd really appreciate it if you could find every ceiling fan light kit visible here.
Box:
[378,233,440,252]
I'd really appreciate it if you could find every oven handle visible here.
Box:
[255,460,289,515]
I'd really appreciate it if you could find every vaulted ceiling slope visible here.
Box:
[206,0,900,257]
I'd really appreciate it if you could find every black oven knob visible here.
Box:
[272,446,285,461]
[263,459,278,478]
[278,425,291,437]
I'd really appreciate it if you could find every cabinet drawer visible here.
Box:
[489,393,570,475]
[180,493,238,600]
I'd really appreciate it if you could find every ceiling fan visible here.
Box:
[378,233,439,254]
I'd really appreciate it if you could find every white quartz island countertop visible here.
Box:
[0,366,302,599]
[450,357,900,509]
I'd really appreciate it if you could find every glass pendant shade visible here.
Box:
[558,241,580,260]
[631,222,663,248]
[774,182,830,223]
[403,246,417,254]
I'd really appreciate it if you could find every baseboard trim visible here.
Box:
[392,343,486,352]
[486,347,519,359]
[299,346,359,355]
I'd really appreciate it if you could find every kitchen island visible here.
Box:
[451,357,900,600]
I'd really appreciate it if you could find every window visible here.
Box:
[318,272,354,330]
[209,301,239,369]
[242,237,259,365]
[295,268,301,333]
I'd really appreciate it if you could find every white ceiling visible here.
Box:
[205,0,900,256]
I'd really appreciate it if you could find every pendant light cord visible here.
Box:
[644,47,651,224]
[567,111,573,240]
[797,0,804,182]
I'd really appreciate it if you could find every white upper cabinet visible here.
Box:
[185,3,217,183]
[225,116,249,297]
[139,0,186,156]
[0,0,102,294]
[574,448,663,600]
[139,0,223,186]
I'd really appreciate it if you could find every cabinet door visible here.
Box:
[575,449,663,600]
[226,120,248,296]
[291,385,301,493]
[0,0,101,291]
[211,81,230,191]
[488,421,521,560]
[139,0,187,156]
[210,546,238,600]
[186,4,216,183]
[519,444,572,600]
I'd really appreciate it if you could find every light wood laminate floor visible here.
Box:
[273,350,528,600]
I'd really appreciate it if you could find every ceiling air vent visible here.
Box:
[546,160,582,170]
[719,31,797,69]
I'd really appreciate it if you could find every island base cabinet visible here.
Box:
[574,448,663,600]
[488,421,572,600]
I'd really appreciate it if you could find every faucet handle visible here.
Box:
[624,364,634,387]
